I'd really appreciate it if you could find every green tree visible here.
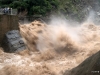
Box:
[0,0,59,15]
[9,0,28,14]
[25,0,59,15]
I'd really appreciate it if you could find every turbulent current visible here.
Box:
[0,16,100,75]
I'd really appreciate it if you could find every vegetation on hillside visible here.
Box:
[0,0,59,16]
[0,0,100,21]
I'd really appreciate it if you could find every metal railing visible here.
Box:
[0,8,17,15]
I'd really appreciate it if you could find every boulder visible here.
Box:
[2,30,26,52]
[64,51,100,75]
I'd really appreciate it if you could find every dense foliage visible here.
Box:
[0,0,59,15]
[0,0,100,21]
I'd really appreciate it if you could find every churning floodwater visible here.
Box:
[0,13,100,75]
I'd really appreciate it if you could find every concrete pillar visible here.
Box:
[0,15,19,46]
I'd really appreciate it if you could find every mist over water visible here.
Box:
[35,12,100,53]
[36,16,80,52]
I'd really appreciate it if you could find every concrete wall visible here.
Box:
[0,15,19,46]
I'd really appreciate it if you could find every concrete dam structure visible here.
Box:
[0,15,19,46]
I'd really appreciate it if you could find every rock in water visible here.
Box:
[63,51,100,75]
[2,30,26,52]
